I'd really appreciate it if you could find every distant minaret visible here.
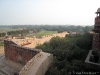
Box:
[92,8,100,50]
[5,30,8,39]
[5,31,8,36]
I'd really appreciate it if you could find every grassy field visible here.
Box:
[28,30,57,37]
[0,42,4,46]
[0,28,17,33]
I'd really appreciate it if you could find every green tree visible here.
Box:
[36,33,93,75]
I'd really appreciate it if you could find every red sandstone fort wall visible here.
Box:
[4,40,42,65]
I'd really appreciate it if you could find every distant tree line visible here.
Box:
[0,25,93,32]
[0,25,93,37]
[0,28,41,37]
[0,33,6,37]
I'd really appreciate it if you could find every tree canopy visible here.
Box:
[36,33,94,75]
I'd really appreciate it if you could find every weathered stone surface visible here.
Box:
[4,40,42,65]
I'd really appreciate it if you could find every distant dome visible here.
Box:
[97,8,100,12]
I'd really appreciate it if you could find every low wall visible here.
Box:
[4,40,42,65]
[35,54,53,75]
[19,52,43,75]
[19,53,53,75]
[85,50,100,71]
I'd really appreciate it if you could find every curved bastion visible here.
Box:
[0,39,53,75]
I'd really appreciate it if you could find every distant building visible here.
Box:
[29,31,33,34]
[68,31,77,36]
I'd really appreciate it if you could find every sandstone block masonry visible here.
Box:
[4,39,42,65]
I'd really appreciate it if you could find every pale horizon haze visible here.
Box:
[0,0,100,26]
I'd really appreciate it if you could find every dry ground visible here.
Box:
[0,46,4,54]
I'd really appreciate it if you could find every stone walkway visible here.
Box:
[25,52,52,75]
[0,54,24,75]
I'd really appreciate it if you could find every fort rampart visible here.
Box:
[4,40,42,65]
[14,32,69,48]
[3,32,68,75]
[19,52,43,75]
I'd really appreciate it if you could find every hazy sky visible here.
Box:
[0,0,100,25]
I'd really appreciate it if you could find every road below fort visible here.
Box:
[0,46,4,54]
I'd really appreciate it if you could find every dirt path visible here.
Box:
[0,46,4,54]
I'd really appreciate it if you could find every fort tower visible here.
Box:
[93,8,100,50]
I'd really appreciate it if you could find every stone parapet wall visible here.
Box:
[19,53,53,75]
[4,40,42,65]
[35,54,53,75]
[19,52,43,75]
